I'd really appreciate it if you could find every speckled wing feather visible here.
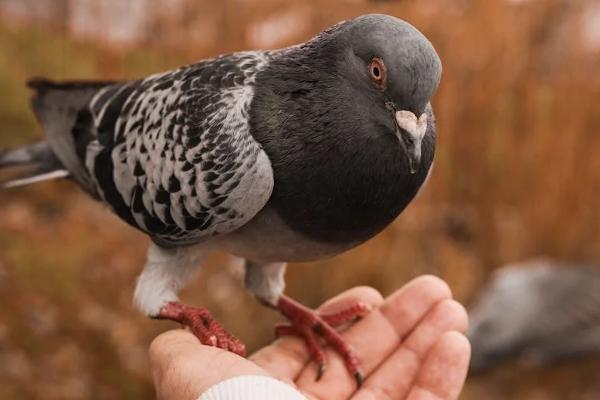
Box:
[80,52,274,246]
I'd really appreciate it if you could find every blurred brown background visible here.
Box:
[0,0,599,399]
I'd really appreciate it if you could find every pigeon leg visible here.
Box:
[157,301,246,356]
[274,295,369,386]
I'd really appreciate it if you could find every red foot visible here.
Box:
[157,302,246,356]
[275,295,370,386]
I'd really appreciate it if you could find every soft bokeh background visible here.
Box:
[0,0,598,398]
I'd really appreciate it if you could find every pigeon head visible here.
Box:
[251,14,442,243]
[333,14,442,173]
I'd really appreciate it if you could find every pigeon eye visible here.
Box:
[368,58,386,88]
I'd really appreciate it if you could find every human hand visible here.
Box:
[149,276,470,400]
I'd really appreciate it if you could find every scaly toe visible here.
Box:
[157,302,246,356]
[320,302,372,327]
[274,323,299,338]
[275,295,365,387]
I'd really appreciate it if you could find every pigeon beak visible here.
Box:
[395,110,427,174]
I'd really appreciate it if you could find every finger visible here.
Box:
[350,299,468,400]
[250,286,384,384]
[296,275,452,400]
[406,331,471,400]
[150,330,268,400]
[379,275,453,336]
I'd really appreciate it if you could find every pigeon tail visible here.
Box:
[0,142,69,189]
[26,77,117,193]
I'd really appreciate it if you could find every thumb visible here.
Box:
[149,330,269,400]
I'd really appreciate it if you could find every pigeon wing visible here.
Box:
[83,52,274,246]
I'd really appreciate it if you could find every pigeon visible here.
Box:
[468,258,600,372]
[0,14,441,384]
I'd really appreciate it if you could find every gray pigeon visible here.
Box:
[468,258,600,372]
[0,14,441,384]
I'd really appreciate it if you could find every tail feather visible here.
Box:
[0,142,68,189]
[0,142,57,167]
[27,77,115,93]
[2,77,116,192]
[1,169,70,189]
[27,77,116,191]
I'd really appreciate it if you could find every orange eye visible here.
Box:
[368,57,386,88]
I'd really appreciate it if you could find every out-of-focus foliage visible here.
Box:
[0,0,598,399]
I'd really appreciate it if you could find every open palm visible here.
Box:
[150,276,470,400]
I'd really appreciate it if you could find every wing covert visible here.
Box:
[83,52,274,246]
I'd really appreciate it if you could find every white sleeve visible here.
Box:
[197,375,308,400]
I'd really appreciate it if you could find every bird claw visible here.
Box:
[157,302,246,356]
[316,362,326,381]
[275,295,366,386]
